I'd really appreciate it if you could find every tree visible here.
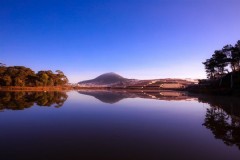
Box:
[37,72,49,86]
[222,44,240,72]
[203,58,217,79]
[3,75,12,86]
[203,50,228,79]
[0,65,69,87]
[212,50,228,77]
[0,66,7,85]
[14,77,24,86]
[203,40,240,88]
[55,70,68,85]
[234,40,240,71]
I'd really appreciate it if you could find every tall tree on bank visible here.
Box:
[212,50,228,76]
[203,58,217,79]
[203,40,240,79]
[234,40,240,70]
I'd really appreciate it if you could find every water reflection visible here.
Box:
[197,95,240,149]
[0,90,240,158]
[0,91,68,111]
[203,107,240,149]
[78,90,240,150]
[78,90,195,103]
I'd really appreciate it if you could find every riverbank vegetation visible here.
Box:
[189,40,240,95]
[0,64,69,90]
[202,40,240,80]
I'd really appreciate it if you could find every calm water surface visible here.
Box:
[0,90,239,160]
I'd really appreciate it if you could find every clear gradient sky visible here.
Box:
[1,0,240,83]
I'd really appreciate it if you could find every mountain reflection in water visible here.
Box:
[0,90,240,159]
[78,90,195,104]
[0,91,68,111]
[78,90,240,150]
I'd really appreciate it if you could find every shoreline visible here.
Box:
[186,85,240,96]
[1,86,239,97]
[0,86,186,92]
[0,86,73,91]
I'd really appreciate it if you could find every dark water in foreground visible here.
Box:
[0,90,240,160]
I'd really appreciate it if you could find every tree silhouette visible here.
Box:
[203,58,217,79]
[203,40,240,79]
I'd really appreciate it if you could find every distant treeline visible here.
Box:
[203,40,240,79]
[0,64,68,87]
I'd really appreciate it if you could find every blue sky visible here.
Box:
[1,0,240,82]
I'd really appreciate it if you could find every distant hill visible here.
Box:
[78,72,135,87]
[78,72,198,88]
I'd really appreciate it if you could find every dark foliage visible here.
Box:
[0,65,68,86]
[203,40,240,79]
[0,91,68,111]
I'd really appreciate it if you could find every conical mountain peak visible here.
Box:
[78,72,128,86]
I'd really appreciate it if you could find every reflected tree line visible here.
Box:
[0,91,68,111]
[198,96,240,149]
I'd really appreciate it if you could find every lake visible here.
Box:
[0,90,239,160]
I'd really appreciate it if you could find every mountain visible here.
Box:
[77,72,198,88]
[78,72,134,87]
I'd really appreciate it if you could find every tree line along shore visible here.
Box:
[0,64,70,91]
[188,40,240,96]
